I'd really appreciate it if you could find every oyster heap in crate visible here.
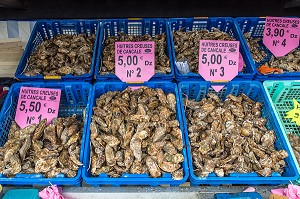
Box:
[173,28,236,73]
[244,32,300,74]
[100,32,171,75]
[24,34,96,76]
[89,86,184,180]
[184,93,288,177]
[0,115,83,178]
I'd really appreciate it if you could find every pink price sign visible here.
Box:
[198,40,240,92]
[238,52,244,72]
[15,87,61,128]
[263,16,300,57]
[115,41,155,83]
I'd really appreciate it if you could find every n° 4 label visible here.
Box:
[263,16,300,57]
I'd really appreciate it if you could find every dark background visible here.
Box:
[0,0,299,20]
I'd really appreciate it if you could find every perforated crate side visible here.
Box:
[178,81,299,185]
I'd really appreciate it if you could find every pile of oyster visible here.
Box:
[184,93,288,177]
[173,28,235,73]
[287,134,300,165]
[244,32,300,73]
[89,87,184,179]
[24,34,95,76]
[0,115,83,178]
[100,32,171,75]
[266,49,300,72]
[244,33,268,63]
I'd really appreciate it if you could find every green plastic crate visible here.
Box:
[263,80,300,182]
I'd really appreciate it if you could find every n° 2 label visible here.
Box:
[115,41,155,83]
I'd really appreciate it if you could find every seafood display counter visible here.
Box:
[0,17,300,199]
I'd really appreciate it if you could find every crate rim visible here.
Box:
[82,81,189,185]
[178,80,300,184]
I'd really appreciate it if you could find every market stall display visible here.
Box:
[23,34,96,77]
[184,92,288,177]
[0,14,299,198]
[1,115,83,178]
[88,86,184,179]
[101,32,170,75]
[172,28,235,74]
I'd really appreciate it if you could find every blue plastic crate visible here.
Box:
[0,82,93,185]
[235,17,300,81]
[95,18,174,82]
[167,17,255,81]
[15,20,100,82]
[82,81,188,186]
[178,81,299,185]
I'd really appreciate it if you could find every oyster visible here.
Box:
[244,32,267,63]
